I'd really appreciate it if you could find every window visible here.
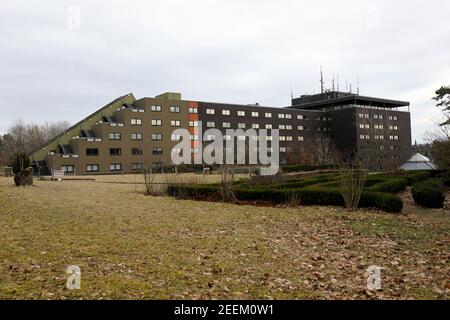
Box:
[61,165,74,173]
[366,135,370,140]
[297,115,303,120]
[298,136,304,141]
[131,163,143,171]
[190,135,199,141]
[151,105,161,112]
[298,126,304,131]
[286,125,292,130]
[278,113,285,119]
[131,148,143,156]
[109,163,122,172]
[265,124,272,129]
[170,106,180,113]
[238,123,246,129]
[251,111,259,117]
[86,148,98,156]
[280,147,287,153]
[189,121,198,127]
[171,134,181,141]
[252,123,260,129]
[110,148,122,156]
[205,135,216,141]
[206,122,215,128]
[223,122,231,128]
[189,107,198,114]
[109,133,121,140]
[359,124,365,129]
[286,136,293,141]
[131,118,142,125]
[206,108,215,115]
[365,124,370,129]
[222,109,230,116]
[285,114,292,119]
[86,164,99,172]
[237,111,246,117]
[280,136,286,141]
[171,120,181,127]
[152,148,163,155]
[152,133,163,141]
[393,116,398,121]
[152,119,162,126]
[131,133,142,140]
[223,135,231,141]
[265,112,272,118]
[279,124,285,130]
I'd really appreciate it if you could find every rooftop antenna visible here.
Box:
[332,73,335,91]
[320,66,324,94]
[357,77,360,95]
[345,80,348,92]
[290,86,294,100]
[337,74,340,91]
[349,83,353,93]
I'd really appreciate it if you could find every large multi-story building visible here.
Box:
[29,90,411,175]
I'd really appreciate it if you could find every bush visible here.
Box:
[406,171,430,185]
[359,192,403,213]
[368,178,408,194]
[443,177,450,187]
[12,153,30,175]
[411,180,445,208]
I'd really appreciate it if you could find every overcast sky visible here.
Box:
[0,0,449,142]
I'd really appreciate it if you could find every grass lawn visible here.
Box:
[0,176,448,299]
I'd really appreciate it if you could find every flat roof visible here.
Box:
[289,94,410,110]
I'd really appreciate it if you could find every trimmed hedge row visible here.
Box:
[367,178,408,194]
[168,185,403,213]
[411,179,445,208]
[281,164,337,173]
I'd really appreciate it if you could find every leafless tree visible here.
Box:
[312,134,338,165]
[0,119,70,165]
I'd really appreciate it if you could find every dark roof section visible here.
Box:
[289,92,410,110]
[28,93,134,156]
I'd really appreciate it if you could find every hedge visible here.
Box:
[167,185,219,198]
[444,177,450,187]
[411,179,445,208]
[169,185,403,212]
[406,171,430,185]
[359,192,403,213]
[368,178,408,194]
[281,164,337,173]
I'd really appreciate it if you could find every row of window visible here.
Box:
[359,113,399,121]
[150,105,181,113]
[205,122,314,131]
[206,108,316,120]
[86,148,163,156]
[109,133,163,141]
[359,135,399,140]
[359,124,399,130]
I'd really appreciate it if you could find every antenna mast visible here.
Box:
[320,66,324,94]
[357,77,360,95]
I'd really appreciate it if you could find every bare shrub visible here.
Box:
[219,165,236,202]
[338,158,367,211]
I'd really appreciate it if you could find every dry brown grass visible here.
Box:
[0,176,449,300]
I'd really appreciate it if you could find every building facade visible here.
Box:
[30,90,411,175]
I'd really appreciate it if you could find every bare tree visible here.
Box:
[312,134,338,165]
[0,119,70,165]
